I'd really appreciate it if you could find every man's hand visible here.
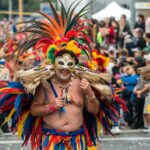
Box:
[53,97,65,110]
[80,78,95,100]
[136,90,142,98]
[80,78,92,93]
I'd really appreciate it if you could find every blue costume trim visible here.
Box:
[49,80,66,112]
[42,125,87,150]
[42,125,84,136]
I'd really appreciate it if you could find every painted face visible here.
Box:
[54,53,76,81]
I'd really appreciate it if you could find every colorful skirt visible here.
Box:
[41,126,96,150]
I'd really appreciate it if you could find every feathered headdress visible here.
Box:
[86,49,110,71]
[14,0,93,63]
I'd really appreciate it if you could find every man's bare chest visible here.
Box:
[45,83,84,107]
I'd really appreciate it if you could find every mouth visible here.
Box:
[60,69,70,76]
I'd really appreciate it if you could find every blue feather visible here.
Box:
[0,94,13,106]
[22,115,34,142]
[80,134,84,150]
[8,82,24,89]
[14,94,27,115]
[71,136,77,150]
[43,136,49,147]
[59,142,65,150]
[54,143,59,150]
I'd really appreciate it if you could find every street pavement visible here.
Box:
[101,129,150,150]
[0,129,150,150]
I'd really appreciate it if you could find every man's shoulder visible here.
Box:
[35,84,45,93]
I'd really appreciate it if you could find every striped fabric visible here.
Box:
[41,126,96,150]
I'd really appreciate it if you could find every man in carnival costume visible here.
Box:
[0,1,127,150]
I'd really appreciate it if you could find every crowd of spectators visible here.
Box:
[90,13,150,134]
[0,13,150,135]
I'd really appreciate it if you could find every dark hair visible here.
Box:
[55,50,79,64]
[91,19,98,25]
[98,20,106,28]
[121,14,127,20]
[121,50,127,56]
[138,14,145,22]
[129,64,137,72]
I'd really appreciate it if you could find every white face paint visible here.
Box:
[54,54,76,82]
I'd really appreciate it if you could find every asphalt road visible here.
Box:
[100,129,150,150]
[0,129,150,150]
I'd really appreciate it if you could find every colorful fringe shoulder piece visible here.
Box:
[0,81,43,149]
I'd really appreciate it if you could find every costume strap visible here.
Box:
[49,80,58,98]
[48,80,66,112]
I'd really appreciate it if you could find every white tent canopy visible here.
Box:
[92,1,131,21]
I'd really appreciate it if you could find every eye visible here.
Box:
[58,61,64,65]
[67,62,74,66]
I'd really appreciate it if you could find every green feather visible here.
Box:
[47,47,56,63]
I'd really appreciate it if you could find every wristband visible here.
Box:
[45,104,55,113]
[49,105,55,112]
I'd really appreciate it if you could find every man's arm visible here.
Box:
[30,85,51,116]
[80,78,100,115]
[30,85,64,117]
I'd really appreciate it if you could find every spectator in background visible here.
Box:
[125,27,146,57]
[119,14,132,48]
[91,19,98,43]
[132,78,145,129]
[145,17,150,44]
[132,49,145,67]
[111,19,120,48]
[121,65,139,127]
[107,18,115,50]
[133,28,146,50]
[134,14,145,32]
[111,60,122,134]
[135,54,150,132]
[106,57,115,75]
[97,20,107,46]
[119,50,128,63]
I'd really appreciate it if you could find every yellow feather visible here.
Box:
[0,87,9,92]
[35,117,40,129]
[96,117,101,137]
[17,110,30,137]
[2,108,16,126]
[88,146,97,150]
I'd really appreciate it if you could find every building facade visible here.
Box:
[135,0,150,19]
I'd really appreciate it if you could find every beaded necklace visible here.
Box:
[52,77,73,104]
